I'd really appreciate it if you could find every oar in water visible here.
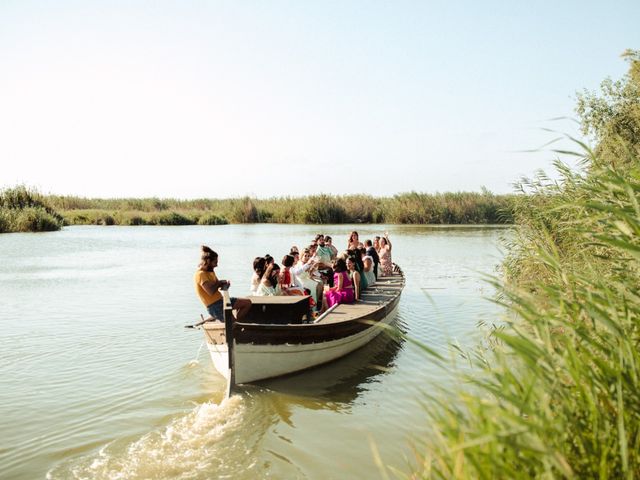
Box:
[184,314,216,329]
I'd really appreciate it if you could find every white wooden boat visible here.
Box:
[200,265,404,389]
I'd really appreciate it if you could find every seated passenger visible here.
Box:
[364,239,380,280]
[280,254,305,295]
[250,256,267,295]
[292,247,324,306]
[347,256,362,301]
[314,236,335,287]
[324,235,338,260]
[289,248,300,265]
[347,249,368,291]
[360,247,376,286]
[315,237,333,266]
[256,263,282,296]
[325,258,355,308]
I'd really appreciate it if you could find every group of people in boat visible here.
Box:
[194,232,393,321]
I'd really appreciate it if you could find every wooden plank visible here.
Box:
[315,271,404,324]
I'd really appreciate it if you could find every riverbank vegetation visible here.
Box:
[0,186,64,233]
[0,190,516,232]
[48,191,514,226]
[413,50,640,478]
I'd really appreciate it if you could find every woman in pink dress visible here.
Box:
[378,233,393,276]
[325,258,355,308]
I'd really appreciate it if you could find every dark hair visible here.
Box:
[324,235,332,242]
[269,263,281,287]
[365,239,373,247]
[199,245,218,270]
[333,258,347,273]
[347,249,364,271]
[282,254,295,268]
[253,256,267,276]
[350,231,359,241]
[264,254,274,265]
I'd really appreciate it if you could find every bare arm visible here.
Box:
[260,264,274,286]
[352,272,360,300]
[202,278,228,296]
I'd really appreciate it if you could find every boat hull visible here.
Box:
[201,266,405,385]
[206,302,399,384]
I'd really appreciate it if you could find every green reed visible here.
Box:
[0,185,64,233]
[47,191,515,227]
[404,55,640,479]
[403,149,640,479]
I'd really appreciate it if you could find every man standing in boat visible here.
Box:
[194,245,251,322]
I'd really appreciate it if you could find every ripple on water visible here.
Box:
[47,395,247,480]
[0,225,507,479]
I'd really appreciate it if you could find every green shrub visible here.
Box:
[198,214,229,225]
[152,212,195,225]
[230,197,261,223]
[302,194,347,224]
[127,216,147,226]
[0,209,11,233]
[12,207,63,232]
[0,186,63,233]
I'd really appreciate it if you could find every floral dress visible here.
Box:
[379,247,393,276]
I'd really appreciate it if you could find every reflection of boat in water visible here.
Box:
[201,265,405,387]
[254,317,407,410]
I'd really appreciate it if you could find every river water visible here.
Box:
[0,224,507,479]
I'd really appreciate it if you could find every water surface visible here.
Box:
[0,225,507,479]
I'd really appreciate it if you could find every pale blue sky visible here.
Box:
[1,1,638,198]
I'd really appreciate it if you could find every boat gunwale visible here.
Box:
[203,266,404,346]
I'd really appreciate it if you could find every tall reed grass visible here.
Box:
[47,191,515,226]
[407,147,640,479]
[0,186,64,233]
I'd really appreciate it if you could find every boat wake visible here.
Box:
[46,395,246,480]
